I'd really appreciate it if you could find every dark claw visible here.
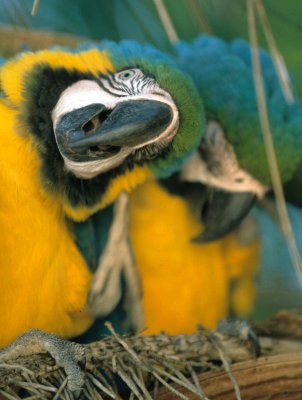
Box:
[217,317,261,357]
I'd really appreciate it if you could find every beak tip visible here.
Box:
[193,190,256,244]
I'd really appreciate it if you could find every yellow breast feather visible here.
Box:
[0,102,93,347]
[129,180,260,334]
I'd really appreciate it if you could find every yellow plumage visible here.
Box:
[0,101,92,347]
[129,180,259,334]
[0,49,154,347]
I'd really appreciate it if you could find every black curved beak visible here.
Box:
[194,186,256,243]
[54,99,173,162]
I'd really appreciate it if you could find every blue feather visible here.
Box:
[253,204,302,319]
[175,34,302,184]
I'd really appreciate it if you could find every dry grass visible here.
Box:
[31,0,39,16]
[0,324,248,400]
[1,311,302,399]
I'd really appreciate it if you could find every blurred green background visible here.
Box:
[0,0,302,93]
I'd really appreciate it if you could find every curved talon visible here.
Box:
[0,329,86,392]
[217,317,261,357]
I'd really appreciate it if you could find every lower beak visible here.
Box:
[194,186,256,243]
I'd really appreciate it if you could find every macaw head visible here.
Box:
[176,34,302,186]
[175,34,302,242]
[0,40,204,220]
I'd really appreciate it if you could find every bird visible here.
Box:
[0,37,270,390]
[174,34,302,317]
[175,35,302,187]
[1,3,302,395]
[0,39,206,390]
[127,34,302,335]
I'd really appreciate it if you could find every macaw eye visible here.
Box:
[117,69,136,80]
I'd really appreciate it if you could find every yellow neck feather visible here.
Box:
[0,102,93,347]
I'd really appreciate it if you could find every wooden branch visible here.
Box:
[158,352,302,400]
[253,309,302,340]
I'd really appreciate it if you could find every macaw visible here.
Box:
[0,39,208,389]
[1,2,301,394]
[128,35,302,335]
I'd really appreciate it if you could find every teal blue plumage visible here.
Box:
[73,206,114,273]
[73,206,129,341]
[253,204,302,319]
[175,35,302,185]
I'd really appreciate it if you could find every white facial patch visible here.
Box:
[51,69,179,179]
[52,80,116,128]
[181,121,268,198]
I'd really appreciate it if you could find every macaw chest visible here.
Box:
[0,108,93,346]
[128,180,260,334]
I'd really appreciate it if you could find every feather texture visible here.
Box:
[176,35,302,184]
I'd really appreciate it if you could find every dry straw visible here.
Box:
[0,323,262,400]
[31,0,39,16]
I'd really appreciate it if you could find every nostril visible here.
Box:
[83,115,99,136]
[82,109,112,136]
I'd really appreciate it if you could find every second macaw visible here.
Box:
[128,35,302,334]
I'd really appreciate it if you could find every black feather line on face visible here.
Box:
[20,64,143,209]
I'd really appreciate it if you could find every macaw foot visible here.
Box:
[217,317,261,357]
[0,329,85,394]
[88,192,144,333]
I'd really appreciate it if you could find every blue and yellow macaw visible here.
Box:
[0,40,205,352]
[128,35,302,335]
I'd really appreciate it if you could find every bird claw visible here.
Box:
[217,317,261,357]
[0,329,86,393]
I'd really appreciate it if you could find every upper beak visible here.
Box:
[54,99,173,162]
[194,186,256,243]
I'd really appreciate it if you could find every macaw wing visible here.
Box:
[73,206,113,273]
[72,200,131,342]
